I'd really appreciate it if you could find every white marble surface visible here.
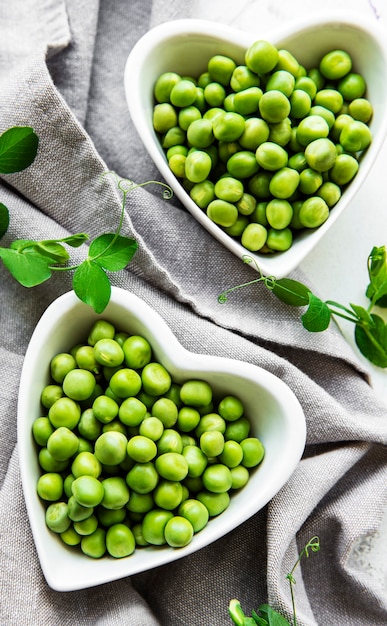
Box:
[193,0,387,591]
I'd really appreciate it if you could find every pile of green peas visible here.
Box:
[153,41,373,254]
[32,319,265,559]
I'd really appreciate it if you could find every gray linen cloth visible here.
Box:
[1,1,386,624]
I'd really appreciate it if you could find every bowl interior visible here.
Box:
[124,15,387,278]
[18,288,305,591]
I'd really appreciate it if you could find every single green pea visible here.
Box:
[309,105,335,129]
[218,440,244,468]
[182,444,208,477]
[74,345,100,374]
[203,82,226,107]
[32,416,55,446]
[255,141,288,171]
[268,168,300,200]
[92,395,119,424]
[71,451,102,478]
[266,227,293,251]
[329,153,359,185]
[156,429,183,455]
[245,40,279,75]
[195,413,226,437]
[162,126,186,149]
[87,320,115,346]
[154,480,184,510]
[38,447,69,473]
[316,181,341,207]
[198,71,211,89]
[338,72,366,100]
[208,54,236,85]
[213,112,245,142]
[240,437,265,467]
[127,435,157,463]
[62,368,96,402]
[248,171,273,199]
[94,431,128,466]
[230,465,250,489]
[126,461,159,494]
[217,140,240,163]
[307,67,325,91]
[296,115,330,146]
[241,223,267,252]
[139,416,164,441]
[265,70,295,96]
[224,214,249,238]
[299,168,323,195]
[151,397,178,427]
[100,476,130,509]
[190,180,215,209]
[288,152,307,172]
[340,120,372,152]
[40,384,64,409]
[299,196,330,228]
[178,105,202,131]
[185,150,212,183]
[80,527,106,558]
[45,502,71,534]
[166,145,188,160]
[223,93,236,112]
[319,49,352,80]
[37,472,63,501]
[50,352,76,384]
[238,117,270,151]
[154,71,181,103]
[168,153,186,178]
[141,362,172,397]
[258,90,291,123]
[197,490,230,517]
[214,176,244,202]
[266,199,293,229]
[200,431,224,458]
[233,87,263,115]
[230,65,260,92]
[126,491,154,515]
[304,137,337,172]
[170,79,197,107]
[116,397,146,427]
[153,103,178,134]
[177,406,201,432]
[47,426,79,461]
[207,199,238,228]
[64,474,76,500]
[155,452,189,481]
[348,98,373,123]
[73,514,99,536]
[106,523,135,558]
[72,475,104,508]
[226,151,259,179]
[218,396,244,421]
[294,76,317,99]
[67,495,94,522]
[236,193,256,216]
[250,201,269,226]
[186,118,214,149]
[268,118,292,147]
[202,463,233,493]
[290,89,311,118]
[275,48,300,76]
[314,88,343,114]
[164,516,194,548]
[109,368,142,399]
[178,498,209,533]
[330,113,353,142]
[93,338,124,368]
[60,526,82,547]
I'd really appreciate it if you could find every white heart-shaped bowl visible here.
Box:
[18,287,305,591]
[124,14,387,278]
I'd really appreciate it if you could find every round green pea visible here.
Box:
[296,115,330,146]
[255,141,288,171]
[269,168,299,200]
[45,501,71,533]
[340,120,372,152]
[266,228,293,251]
[258,90,291,123]
[71,451,102,478]
[94,431,128,466]
[226,151,259,179]
[170,79,197,107]
[47,426,79,461]
[208,54,236,86]
[266,199,293,229]
[338,72,366,100]
[141,362,172,397]
[118,396,147,427]
[164,516,194,548]
[32,416,55,446]
[153,103,178,134]
[94,338,124,368]
[37,472,63,501]
[106,523,135,558]
[230,465,250,489]
[239,117,270,151]
[196,490,230,517]
[71,475,104,508]
[218,440,244,468]
[304,137,337,172]
[127,435,157,463]
[141,509,174,545]
[212,112,245,142]
[299,197,329,228]
[100,476,130,509]
[154,72,181,103]
[329,153,359,185]
[207,199,238,227]
[245,40,279,75]
[50,352,76,384]
[155,452,189,481]
[80,527,106,558]
[214,177,244,202]
[314,88,343,114]
[319,49,352,80]
[40,384,64,409]
[185,150,212,183]
[241,223,267,252]
[187,118,214,149]
[190,180,215,209]
[240,437,265,467]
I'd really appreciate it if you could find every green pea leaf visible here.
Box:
[301,293,331,332]
[355,314,387,367]
[89,233,138,271]
[350,303,374,325]
[72,260,111,314]
[0,246,51,286]
[0,126,39,173]
[60,233,89,248]
[0,203,10,239]
[271,277,310,307]
[366,245,387,307]
[255,604,291,626]
[36,241,70,263]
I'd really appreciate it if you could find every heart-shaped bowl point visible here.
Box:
[18,287,306,591]
[124,14,387,278]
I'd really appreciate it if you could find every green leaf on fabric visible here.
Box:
[0,246,51,286]
[271,277,310,307]
[72,260,111,313]
[355,314,387,367]
[89,233,138,271]
[36,241,70,263]
[255,604,291,626]
[61,233,89,248]
[0,126,39,173]
[301,293,331,332]
[0,203,10,239]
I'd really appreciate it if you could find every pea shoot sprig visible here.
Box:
[219,248,387,369]
[228,536,321,626]
[0,126,171,314]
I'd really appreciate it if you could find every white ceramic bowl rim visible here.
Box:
[124,12,387,278]
[18,287,306,591]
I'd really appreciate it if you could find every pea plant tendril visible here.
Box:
[219,248,387,369]
[228,536,321,626]
[0,126,171,314]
